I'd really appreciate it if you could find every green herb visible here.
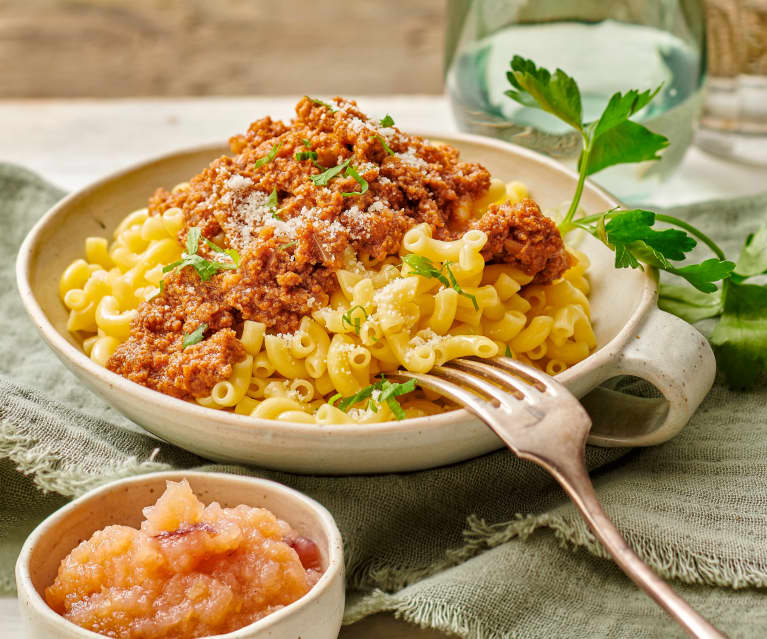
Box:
[148,279,165,301]
[307,97,336,112]
[367,399,378,413]
[380,114,395,127]
[295,149,324,169]
[328,393,342,406]
[267,188,282,220]
[401,254,479,310]
[279,240,297,251]
[253,142,282,169]
[371,134,394,155]
[505,55,767,387]
[301,138,312,148]
[332,376,416,420]
[504,345,512,358]
[202,237,240,267]
[310,159,350,186]
[341,305,368,334]
[182,322,207,349]
[162,227,239,282]
[342,165,369,197]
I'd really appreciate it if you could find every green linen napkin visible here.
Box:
[2,162,767,638]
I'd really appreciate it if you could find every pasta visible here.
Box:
[60,182,595,425]
[58,97,597,425]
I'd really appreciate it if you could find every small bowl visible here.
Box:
[15,471,345,639]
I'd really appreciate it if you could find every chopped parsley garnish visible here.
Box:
[182,322,207,349]
[253,142,282,169]
[279,240,297,251]
[380,114,395,127]
[342,165,369,197]
[295,149,324,169]
[307,97,336,111]
[310,159,350,186]
[371,134,394,155]
[267,188,281,219]
[162,227,239,282]
[331,376,416,420]
[505,345,512,357]
[401,254,479,310]
[301,138,312,148]
[341,305,368,334]
[148,279,165,301]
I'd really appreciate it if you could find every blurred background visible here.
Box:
[0,0,445,96]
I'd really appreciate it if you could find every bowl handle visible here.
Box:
[583,307,716,447]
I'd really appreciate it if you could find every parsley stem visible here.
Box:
[652,214,727,261]
[560,134,591,232]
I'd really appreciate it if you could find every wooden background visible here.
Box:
[0,0,446,97]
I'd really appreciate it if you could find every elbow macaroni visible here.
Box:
[60,180,596,425]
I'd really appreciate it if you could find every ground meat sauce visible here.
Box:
[108,97,569,400]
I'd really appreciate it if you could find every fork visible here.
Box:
[393,356,727,639]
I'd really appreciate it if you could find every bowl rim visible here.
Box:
[15,129,657,439]
[15,470,345,639]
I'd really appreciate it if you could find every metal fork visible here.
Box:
[393,356,727,639]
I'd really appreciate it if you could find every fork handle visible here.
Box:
[539,453,728,639]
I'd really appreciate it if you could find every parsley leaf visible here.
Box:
[585,120,669,176]
[267,188,282,220]
[658,284,723,324]
[711,282,767,389]
[371,134,395,155]
[605,210,695,261]
[163,228,239,282]
[202,236,240,267]
[504,344,512,357]
[380,114,395,127]
[310,159,350,186]
[342,165,369,197]
[401,254,479,310]
[341,305,368,334]
[734,225,767,279]
[182,322,207,349]
[254,142,282,169]
[301,138,312,148]
[505,56,583,132]
[279,240,297,251]
[307,97,336,112]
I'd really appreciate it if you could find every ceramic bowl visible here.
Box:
[15,471,345,639]
[16,132,716,474]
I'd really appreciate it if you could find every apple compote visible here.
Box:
[45,479,323,639]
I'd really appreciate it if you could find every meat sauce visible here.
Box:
[107,97,569,400]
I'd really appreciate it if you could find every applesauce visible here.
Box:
[45,479,323,639]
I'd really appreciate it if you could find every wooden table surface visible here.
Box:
[0,95,764,638]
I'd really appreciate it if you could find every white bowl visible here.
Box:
[15,471,345,639]
[16,132,716,474]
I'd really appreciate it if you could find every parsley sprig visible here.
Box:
[505,55,767,387]
[307,97,337,112]
[162,227,240,283]
[401,254,479,310]
[329,376,416,420]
